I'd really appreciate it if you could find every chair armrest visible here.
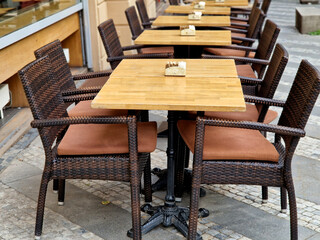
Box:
[31,115,134,128]
[108,52,173,62]
[232,36,256,43]
[231,22,249,28]
[149,17,156,21]
[198,118,305,137]
[62,93,97,102]
[142,22,152,28]
[205,45,256,52]
[61,87,101,96]
[72,70,112,80]
[215,26,248,34]
[240,77,263,85]
[244,95,286,107]
[202,55,269,65]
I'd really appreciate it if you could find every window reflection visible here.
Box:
[0,0,81,37]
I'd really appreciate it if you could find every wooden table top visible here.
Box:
[135,30,231,46]
[192,0,248,6]
[0,8,14,15]
[110,59,238,78]
[165,5,231,15]
[152,15,230,27]
[91,59,245,112]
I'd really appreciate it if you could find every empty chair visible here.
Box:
[178,59,320,240]
[18,56,157,240]
[34,40,127,118]
[125,6,174,54]
[203,19,280,80]
[98,19,173,70]
[136,0,156,29]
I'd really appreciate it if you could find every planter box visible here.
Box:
[296,7,320,34]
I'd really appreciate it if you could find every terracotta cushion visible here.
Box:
[189,104,278,123]
[204,47,255,58]
[58,122,157,155]
[79,76,108,89]
[177,120,279,162]
[231,32,246,44]
[140,46,174,54]
[68,100,128,117]
[236,64,257,78]
[231,19,248,29]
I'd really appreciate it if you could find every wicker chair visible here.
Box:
[169,0,179,5]
[18,56,157,240]
[136,0,156,29]
[98,19,173,70]
[125,6,174,54]
[178,59,320,240]
[34,40,128,118]
[203,19,280,81]
[231,0,271,23]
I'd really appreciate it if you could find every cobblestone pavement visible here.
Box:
[1,1,320,240]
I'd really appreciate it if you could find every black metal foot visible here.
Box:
[128,205,203,240]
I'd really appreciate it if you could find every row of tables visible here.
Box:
[92,1,248,239]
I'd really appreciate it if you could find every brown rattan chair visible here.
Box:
[203,19,280,81]
[136,0,156,29]
[18,56,157,240]
[175,43,288,200]
[231,0,271,23]
[34,40,128,118]
[178,59,320,240]
[98,19,173,70]
[125,6,174,54]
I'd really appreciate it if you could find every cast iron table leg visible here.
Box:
[128,111,203,240]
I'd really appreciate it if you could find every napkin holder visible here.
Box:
[194,2,205,9]
[165,61,186,77]
[180,25,196,36]
[188,11,202,20]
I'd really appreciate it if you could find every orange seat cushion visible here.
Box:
[140,46,174,54]
[189,104,278,123]
[58,122,157,155]
[231,19,248,29]
[236,64,257,78]
[79,76,108,88]
[231,32,247,44]
[177,120,279,162]
[68,100,128,117]
[204,47,255,58]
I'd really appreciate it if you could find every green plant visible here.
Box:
[309,30,320,35]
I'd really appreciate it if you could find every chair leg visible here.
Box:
[130,180,142,240]
[53,179,59,193]
[285,176,298,240]
[35,172,50,239]
[281,187,287,213]
[262,186,268,203]
[143,155,152,203]
[188,177,201,240]
[58,179,65,206]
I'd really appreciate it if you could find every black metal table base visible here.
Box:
[127,203,206,240]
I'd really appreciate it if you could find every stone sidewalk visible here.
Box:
[1,1,320,240]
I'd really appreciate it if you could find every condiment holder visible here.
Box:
[165,61,186,76]
[194,1,205,9]
[180,25,196,36]
[188,11,202,20]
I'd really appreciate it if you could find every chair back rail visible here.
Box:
[136,0,152,29]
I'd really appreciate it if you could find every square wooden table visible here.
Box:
[192,0,248,7]
[152,15,230,27]
[135,30,231,58]
[164,5,231,15]
[91,58,245,239]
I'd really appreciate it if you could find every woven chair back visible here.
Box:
[253,19,280,77]
[18,56,68,148]
[261,0,271,15]
[169,0,179,5]
[247,7,265,40]
[278,60,320,146]
[136,0,151,29]
[125,6,144,40]
[34,40,76,93]
[98,19,124,70]
[256,43,288,117]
